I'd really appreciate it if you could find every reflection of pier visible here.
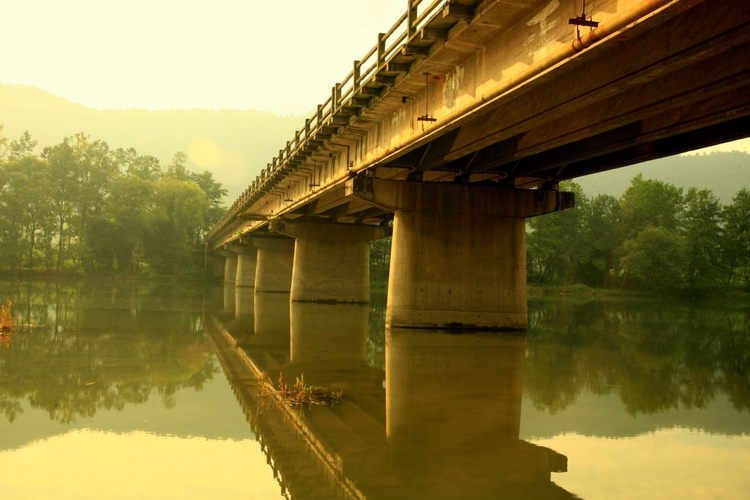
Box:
[206,314,366,500]
[207,289,574,498]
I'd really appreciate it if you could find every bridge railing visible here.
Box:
[210,0,448,242]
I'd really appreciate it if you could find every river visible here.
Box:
[0,281,748,499]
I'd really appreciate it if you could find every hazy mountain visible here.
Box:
[577,150,750,204]
[0,83,303,202]
[1,83,748,205]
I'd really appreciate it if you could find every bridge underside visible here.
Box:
[375,0,750,188]
[210,0,750,330]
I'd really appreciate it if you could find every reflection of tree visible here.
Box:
[0,281,216,424]
[525,298,750,416]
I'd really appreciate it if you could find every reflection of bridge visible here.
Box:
[206,294,574,499]
[207,0,750,330]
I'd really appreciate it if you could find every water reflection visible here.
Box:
[3,281,748,498]
[209,294,574,498]
[207,287,750,499]
[0,280,288,498]
[526,297,750,417]
[0,282,215,425]
[385,329,570,499]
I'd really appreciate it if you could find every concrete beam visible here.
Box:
[347,177,574,218]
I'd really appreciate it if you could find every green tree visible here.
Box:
[142,178,208,275]
[7,131,38,160]
[0,157,53,270]
[114,147,162,181]
[526,182,586,284]
[43,139,78,270]
[69,134,117,266]
[579,194,623,287]
[620,226,686,290]
[681,188,723,290]
[723,188,750,289]
[619,174,683,238]
[165,151,191,181]
[189,170,228,242]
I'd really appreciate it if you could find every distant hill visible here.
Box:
[2,83,748,205]
[576,151,750,204]
[0,83,303,202]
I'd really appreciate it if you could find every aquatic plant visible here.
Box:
[258,373,342,408]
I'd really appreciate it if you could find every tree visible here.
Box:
[7,131,38,160]
[113,147,162,181]
[620,226,686,290]
[43,138,81,270]
[165,151,191,181]
[70,134,116,263]
[189,170,228,241]
[142,178,208,275]
[86,175,155,274]
[619,174,683,238]
[723,188,750,289]
[681,187,723,289]
[579,194,623,287]
[0,157,53,270]
[526,182,586,284]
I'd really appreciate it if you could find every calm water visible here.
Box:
[1,281,748,499]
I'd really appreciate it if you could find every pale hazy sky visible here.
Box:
[2,0,748,154]
[1,0,406,115]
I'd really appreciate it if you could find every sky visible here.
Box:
[1,0,407,116]
[2,0,748,154]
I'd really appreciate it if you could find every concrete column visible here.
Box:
[252,236,295,293]
[349,177,573,329]
[235,245,258,288]
[222,251,238,285]
[270,220,388,304]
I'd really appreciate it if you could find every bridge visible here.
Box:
[206,0,750,330]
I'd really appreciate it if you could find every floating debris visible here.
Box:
[258,373,342,408]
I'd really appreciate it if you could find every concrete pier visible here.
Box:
[220,249,238,285]
[350,178,573,329]
[270,220,389,304]
[235,244,258,288]
[252,236,295,293]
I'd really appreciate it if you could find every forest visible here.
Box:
[3,125,749,291]
[526,177,750,292]
[0,127,226,278]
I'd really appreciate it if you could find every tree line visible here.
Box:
[528,175,750,292]
[0,126,227,277]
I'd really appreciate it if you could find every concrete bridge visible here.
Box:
[207,0,750,330]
